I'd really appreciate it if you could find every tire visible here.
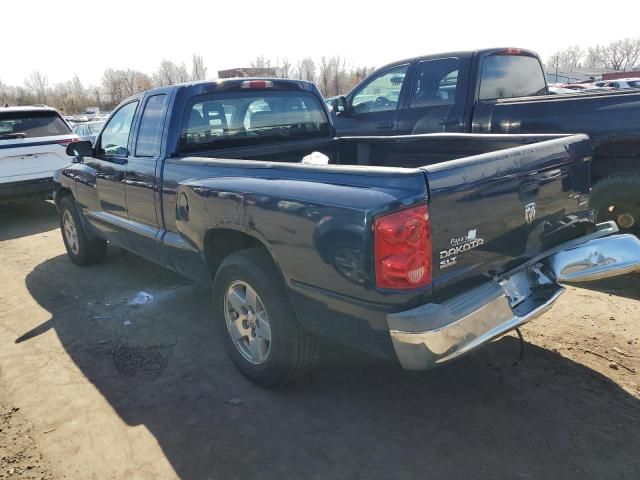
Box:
[212,247,318,387]
[591,174,640,235]
[59,195,107,266]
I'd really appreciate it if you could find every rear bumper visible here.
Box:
[0,177,55,202]
[389,222,640,370]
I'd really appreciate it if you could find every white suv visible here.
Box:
[0,106,78,203]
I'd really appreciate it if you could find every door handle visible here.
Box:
[376,122,394,130]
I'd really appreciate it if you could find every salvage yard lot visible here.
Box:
[1,201,639,479]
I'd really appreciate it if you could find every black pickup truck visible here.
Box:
[331,48,640,235]
[54,78,640,387]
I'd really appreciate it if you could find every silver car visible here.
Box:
[72,121,104,143]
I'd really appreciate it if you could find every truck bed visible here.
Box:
[160,133,592,356]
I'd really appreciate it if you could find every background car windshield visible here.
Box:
[0,111,71,138]
[87,122,104,134]
[181,91,330,151]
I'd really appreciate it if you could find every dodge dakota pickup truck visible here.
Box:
[330,48,640,236]
[54,78,640,387]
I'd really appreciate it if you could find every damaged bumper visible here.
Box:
[389,222,640,370]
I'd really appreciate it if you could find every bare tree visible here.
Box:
[24,71,48,104]
[102,69,152,106]
[620,38,640,70]
[0,79,9,106]
[273,58,292,78]
[88,85,102,109]
[250,55,271,69]
[563,45,583,69]
[154,60,189,87]
[295,58,316,82]
[191,54,207,81]
[586,39,638,71]
[102,69,126,105]
[546,52,562,72]
[318,57,332,96]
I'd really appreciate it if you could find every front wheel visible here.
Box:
[59,195,107,266]
[212,247,318,387]
[591,174,640,235]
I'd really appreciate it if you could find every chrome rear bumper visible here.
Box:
[389,222,640,370]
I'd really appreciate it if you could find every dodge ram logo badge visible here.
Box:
[524,202,536,224]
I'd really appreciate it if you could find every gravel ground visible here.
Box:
[1,200,639,480]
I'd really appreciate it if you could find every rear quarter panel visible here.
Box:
[165,159,431,357]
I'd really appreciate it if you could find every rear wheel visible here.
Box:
[59,195,107,265]
[591,174,640,235]
[213,247,318,387]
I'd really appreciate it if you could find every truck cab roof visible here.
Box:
[367,47,539,79]
[137,78,321,100]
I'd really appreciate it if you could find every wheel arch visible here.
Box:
[54,186,73,210]
[203,228,285,284]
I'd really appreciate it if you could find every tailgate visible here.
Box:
[424,134,593,294]
[0,136,74,183]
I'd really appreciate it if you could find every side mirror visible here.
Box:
[66,140,93,157]
[332,96,349,116]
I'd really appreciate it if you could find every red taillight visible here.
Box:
[502,48,523,55]
[55,136,80,146]
[374,204,432,289]
[240,80,273,89]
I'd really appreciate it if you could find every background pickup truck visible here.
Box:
[330,48,640,236]
[54,78,640,387]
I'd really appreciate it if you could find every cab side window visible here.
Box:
[136,95,167,157]
[99,101,138,156]
[352,65,408,114]
[410,58,461,108]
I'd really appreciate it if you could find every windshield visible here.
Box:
[0,110,71,138]
[180,91,331,152]
[87,122,104,134]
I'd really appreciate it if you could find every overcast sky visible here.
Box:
[3,0,638,86]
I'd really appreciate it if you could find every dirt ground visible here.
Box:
[0,200,639,480]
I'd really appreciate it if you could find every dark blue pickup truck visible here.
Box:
[54,78,640,386]
[331,48,640,236]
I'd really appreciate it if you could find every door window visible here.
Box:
[136,94,167,157]
[352,65,408,114]
[410,58,461,108]
[99,101,138,156]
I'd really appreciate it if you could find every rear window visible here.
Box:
[0,110,71,139]
[479,54,547,100]
[180,91,330,152]
[628,80,640,88]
